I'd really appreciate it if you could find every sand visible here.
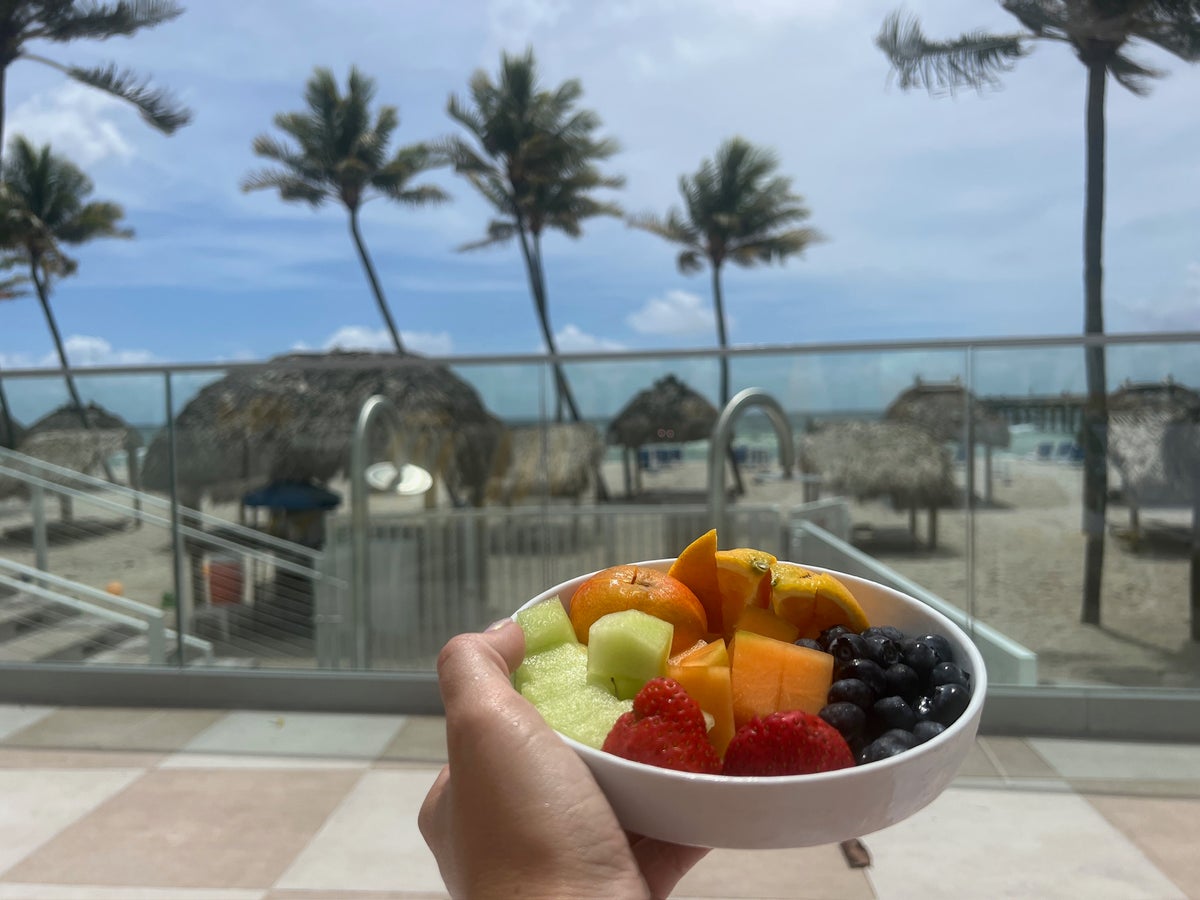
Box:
[2,454,1196,689]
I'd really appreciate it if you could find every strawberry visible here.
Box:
[602,679,720,774]
[722,710,855,777]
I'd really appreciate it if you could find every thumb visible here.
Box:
[436,619,526,711]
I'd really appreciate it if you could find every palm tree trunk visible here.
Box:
[29,259,117,482]
[710,263,745,495]
[0,63,15,450]
[1080,61,1109,626]
[348,208,405,354]
[517,227,580,422]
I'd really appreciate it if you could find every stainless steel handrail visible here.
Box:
[708,388,796,538]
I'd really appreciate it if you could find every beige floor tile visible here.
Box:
[1027,738,1200,781]
[265,891,446,899]
[377,716,447,764]
[978,736,1058,778]
[673,843,874,899]
[275,768,445,894]
[0,747,164,769]
[0,886,265,899]
[0,706,56,742]
[865,785,1186,899]
[162,711,405,768]
[0,769,143,877]
[2,708,224,753]
[3,768,362,890]
[953,740,1001,779]
[1085,793,1200,900]
[1068,777,1200,799]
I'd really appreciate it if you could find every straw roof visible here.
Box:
[1109,380,1200,505]
[140,351,505,506]
[488,423,604,503]
[607,375,718,448]
[0,402,140,499]
[800,420,956,507]
[885,378,1010,449]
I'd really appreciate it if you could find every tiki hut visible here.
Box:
[487,423,605,504]
[885,378,1010,504]
[0,402,141,502]
[1108,379,1200,534]
[140,351,506,509]
[800,420,956,549]
[607,375,719,496]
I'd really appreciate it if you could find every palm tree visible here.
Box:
[0,0,192,448]
[0,137,131,456]
[630,137,823,407]
[242,66,448,354]
[0,1,192,163]
[876,3,1200,626]
[443,48,623,423]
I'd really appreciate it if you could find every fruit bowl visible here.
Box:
[512,559,987,849]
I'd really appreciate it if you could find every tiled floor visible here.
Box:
[0,705,1197,899]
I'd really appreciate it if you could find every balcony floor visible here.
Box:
[0,704,1197,899]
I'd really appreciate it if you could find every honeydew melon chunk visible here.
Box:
[513,641,587,697]
[515,598,579,655]
[586,609,674,701]
[536,685,633,749]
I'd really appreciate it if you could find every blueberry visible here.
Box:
[912,720,946,744]
[863,625,906,643]
[929,662,970,689]
[882,663,921,703]
[793,637,824,652]
[916,632,955,664]
[820,702,867,741]
[899,638,939,674]
[871,695,917,732]
[835,658,887,697]
[828,633,869,666]
[863,634,901,667]
[818,624,852,651]
[858,729,918,764]
[928,683,971,725]
[827,677,877,709]
[913,693,936,722]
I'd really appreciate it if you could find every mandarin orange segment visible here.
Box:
[569,564,708,655]
[732,604,800,644]
[769,561,870,640]
[668,528,724,633]
[715,547,777,638]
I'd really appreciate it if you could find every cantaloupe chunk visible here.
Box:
[667,662,735,756]
[674,638,729,668]
[730,630,834,728]
[733,605,800,644]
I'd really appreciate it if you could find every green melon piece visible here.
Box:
[513,641,587,696]
[515,598,578,656]
[586,609,674,700]
[536,685,633,749]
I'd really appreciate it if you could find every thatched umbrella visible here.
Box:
[885,377,1010,504]
[607,375,719,496]
[487,423,604,504]
[140,351,506,509]
[800,420,956,549]
[0,402,141,505]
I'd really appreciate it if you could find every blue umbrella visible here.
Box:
[242,480,341,511]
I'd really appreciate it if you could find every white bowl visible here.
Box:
[513,559,987,849]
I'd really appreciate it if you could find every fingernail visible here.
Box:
[485,618,513,632]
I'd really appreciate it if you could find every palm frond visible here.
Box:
[677,249,704,274]
[40,1,184,40]
[728,227,825,267]
[56,201,133,243]
[876,10,1029,95]
[458,218,519,251]
[1133,6,1200,63]
[240,170,327,206]
[65,62,192,132]
[1107,51,1165,94]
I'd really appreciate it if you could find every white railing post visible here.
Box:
[146,616,167,665]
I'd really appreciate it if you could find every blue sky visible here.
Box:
[0,0,1197,380]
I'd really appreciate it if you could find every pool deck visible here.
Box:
[0,704,1197,899]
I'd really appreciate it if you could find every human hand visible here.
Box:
[419,619,708,900]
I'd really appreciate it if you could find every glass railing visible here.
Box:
[0,334,1197,701]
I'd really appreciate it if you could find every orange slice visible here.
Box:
[668,529,723,633]
[715,547,777,638]
[769,561,870,640]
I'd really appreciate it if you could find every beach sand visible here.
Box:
[2,454,1196,689]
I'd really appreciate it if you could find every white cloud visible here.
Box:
[554,324,626,352]
[627,289,714,338]
[39,335,158,367]
[7,82,134,166]
[1113,263,1200,332]
[319,325,455,356]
